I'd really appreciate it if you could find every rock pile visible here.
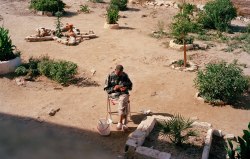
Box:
[25,23,97,46]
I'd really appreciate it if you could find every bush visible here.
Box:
[198,0,237,32]
[158,114,196,146]
[106,5,119,24]
[38,60,77,84]
[110,0,128,11]
[173,36,194,44]
[226,122,250,159]
[15,66,28,76]
[15,56,77,85]
[80,4,90,13]
[89,0,103,3]
[0,27,18,61]
[194,62,248,103]
[30,0,66,13]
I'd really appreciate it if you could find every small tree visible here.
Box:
[55,11,63,38]
[30,0,66,13]
[171,3,199,67]
[0,27,18,61]
[106,5,119,24]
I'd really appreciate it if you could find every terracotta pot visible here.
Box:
[0,56,21,75]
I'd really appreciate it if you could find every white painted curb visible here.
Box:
[0,56,21,75]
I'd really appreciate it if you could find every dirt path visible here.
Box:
[0,0,250,158]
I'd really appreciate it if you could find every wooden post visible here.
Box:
[183,38,187,67]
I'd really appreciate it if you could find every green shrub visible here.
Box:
[173,36,194,44]
[226,122,250,159]
[30,0,66,13]
[106,5,119,24]
[174,59,191,67]
[15,56,77,85]
[194,62,248,103]
[158,114,196,146]
[110,0,128,11]
[15,66,28,76]
[89,0,103,3]
[38,60,77,84]
[80,4,90,13]
[198,0,237,32]
[0,27,18,61]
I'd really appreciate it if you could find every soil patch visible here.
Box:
[143,122,208,159]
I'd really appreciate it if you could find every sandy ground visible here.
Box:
[0,0,250,158]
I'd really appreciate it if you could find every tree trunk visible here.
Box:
[183,40,187,67]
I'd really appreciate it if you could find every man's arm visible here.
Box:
[123,74,132,91]
[104,74,114,94]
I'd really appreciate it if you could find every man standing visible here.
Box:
[104,65,133,131]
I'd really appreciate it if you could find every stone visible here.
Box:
[190,116,199,121]
[224,134,235,140]
[192,121,212,128]
[202,145,210,159]
[205,129,213,146]
[48,108,60,116]
[15,77,26,86]
[91,69,96,76]
[151,92,157,96]
[202,129,213,159]
[199,44,208,50]
[135,146,160,159]
[68,36,76,45]
[197,4,205,11]
[126,138,137,147]
[173,3,179,9]
[158,152,171,159]
[195,92,205,102]
[169,40,193,50]
[128,129,146,146]
[104,22,119,29]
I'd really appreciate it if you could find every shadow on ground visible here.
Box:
[0,112,132,159]
[130,112,172,124]
[231,93,250,110]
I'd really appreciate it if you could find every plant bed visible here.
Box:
[104,22,119,29]
[195,92,227,106]
[0,27,21,74]
[169,40,194,50]
[170,60,198,72]
[143,122,208,159]
[124,115,214,159]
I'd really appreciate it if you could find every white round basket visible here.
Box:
[97,118,111,136]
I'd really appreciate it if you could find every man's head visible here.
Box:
[115,65,124,76]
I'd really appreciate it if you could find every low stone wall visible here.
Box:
[125,115,215,159]
[0,57,21,75]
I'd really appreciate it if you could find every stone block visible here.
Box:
[201,145,210,159]
[224,134,235,140]
[135,146,160,159]
[128,129,147,146]
[158,152,171,159]
[192,121,212,128]
[205,129,213,146]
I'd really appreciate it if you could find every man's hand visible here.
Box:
[120,87,127,92]
[114,85,121,91]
